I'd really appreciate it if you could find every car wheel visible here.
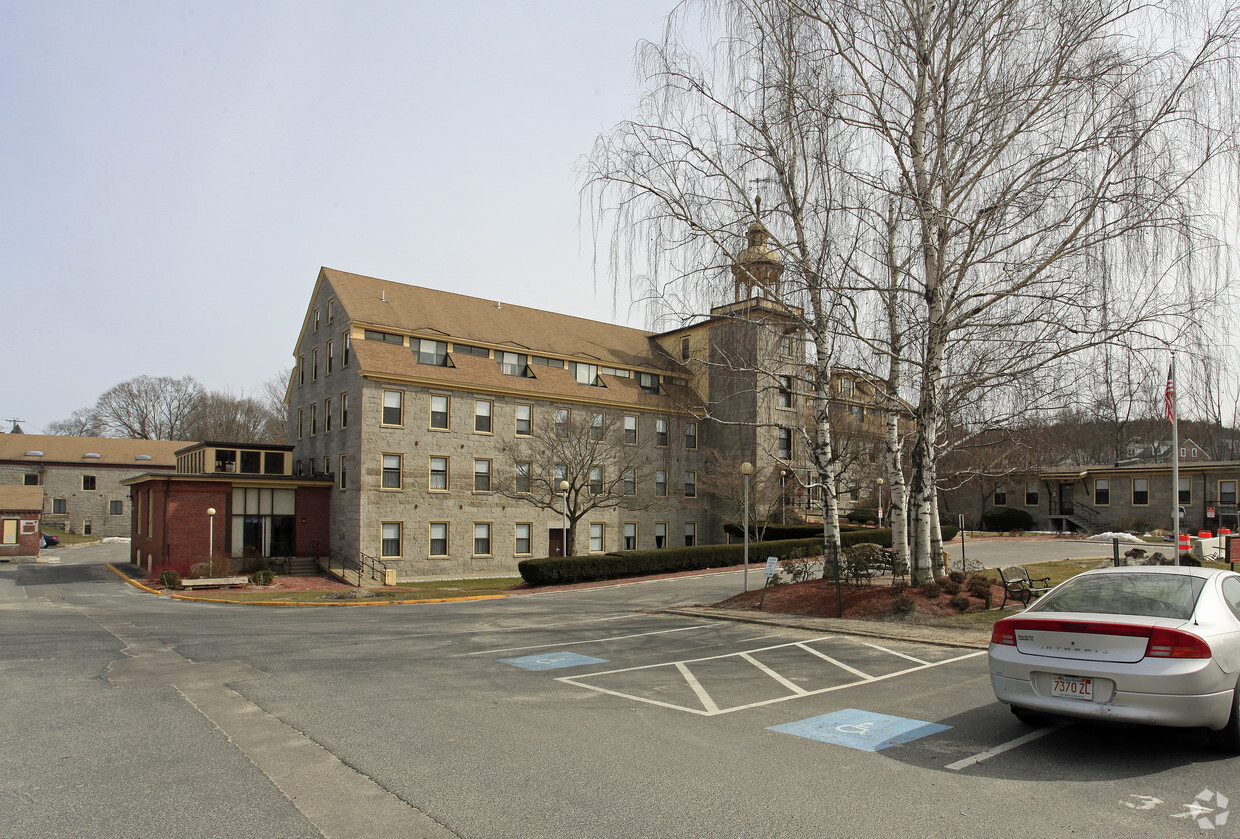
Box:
[1011,705,1050,726]
[1207,681,1240,754]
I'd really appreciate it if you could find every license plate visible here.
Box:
[1050,675,1093,700]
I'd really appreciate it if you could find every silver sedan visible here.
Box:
[989,565,1240,752]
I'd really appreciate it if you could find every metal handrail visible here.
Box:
[309,540,389,587]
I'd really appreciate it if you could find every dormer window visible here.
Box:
[416,339,449,366]
[570,362,603,387]
[638,372,660,395]
[497,351,530,377]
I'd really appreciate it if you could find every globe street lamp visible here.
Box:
[876,478,885,528]
[559,480,570,557]
[741,461,753,591]
[780,469,787,525]
[206,507,217,572]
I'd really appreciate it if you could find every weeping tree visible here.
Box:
[585,0,1239,582]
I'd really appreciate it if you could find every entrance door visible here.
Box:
[1059,483,1074,516]
[548,528,564,557]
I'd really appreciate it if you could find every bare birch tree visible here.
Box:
[587,0,1240,581]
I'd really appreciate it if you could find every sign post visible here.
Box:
[758,557,778,609]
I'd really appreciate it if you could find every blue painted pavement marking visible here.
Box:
[499,652,609,671]
[767,708,951,752]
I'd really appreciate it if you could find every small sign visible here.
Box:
[764,557,778,578]
[1209,507,1217,518]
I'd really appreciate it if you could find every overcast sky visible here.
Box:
[2,0,682,433]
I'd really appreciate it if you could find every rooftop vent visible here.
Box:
[84,452,102,458]
[135,454,152,461]
[25,450,44,457]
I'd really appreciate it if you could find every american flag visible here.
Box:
[1165,362,1176,425]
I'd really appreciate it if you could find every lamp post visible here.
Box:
[206,507,216,572]
[559,480,570,557]
[876,478,884,528]
[780,469,787,525]
[741,461,753,591]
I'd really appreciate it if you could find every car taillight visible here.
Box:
[991,618,1017,646]
[1145,627,1212,659]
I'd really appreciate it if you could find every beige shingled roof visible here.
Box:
[0,434,186,467]
[351,340,682,411]
[0,485,43,511]
[321,267,676,372]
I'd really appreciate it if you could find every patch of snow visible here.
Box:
[1088,532,1145,544]
[101,537,131,544]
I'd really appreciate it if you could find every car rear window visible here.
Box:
[1030,573,1206,620]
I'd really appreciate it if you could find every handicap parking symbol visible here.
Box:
[499,651,608,671]
[767,709,950,752]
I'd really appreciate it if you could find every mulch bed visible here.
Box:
[714,576,1006,620]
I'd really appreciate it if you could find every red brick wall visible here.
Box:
[164,482,231,576]
[295,486,331,556]
[0,509,42,557]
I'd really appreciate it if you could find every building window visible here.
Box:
[622,467,636,496]
[454,343,489,357]
[313,307,320,332]
[1181,447,1187,458]
[24,474,39,486]
[779,334,793,356]
[1094,479,1110,506]
[655,418,668,447]
[53,498,67,515]
[570,362,601,386]
[515,523,532,555]
[341,392,348,428]
[327,340,334,374]
[1025,482,1039,506]
[655,469,668,497]
[1179,477,1191,505]
[778,427,792,460]
[474,523,492,556]
[1132,478,1149,506]
[1,519,15,545]
[416,339,449,366]
[497,351,529,377]
[623,415,637,444]
[430,395,449,430]
[382,454,402,489]
[684,470,697,498]
[381,523,401,558]
[311,403,318,435]
[681,336,690,360]
[555,408,570,438]
[327,298,334,322]
[475,400,493,433]
[684,522,697,547]
[343,333,351,366]
[312,348,319,380]
[993,486,1006,506]
[325,397,333,432]
[589,466,603,495]
[515,404,532,436]
[82,475,96,491]
[590,411,604,441]
[554,464,568,488]
[624,522,637,551]
[778,375,794,408]
[365,330,403,344]
[590,523,605,552]
[839,377,855,397]
[655,522,668,549]
[638,372,660,394]
[299,355,305,386]
[382,390,403,426]
[297,408,303,439]
[430,457,449,491]
[109,500,124,515]
[1222,481,1238,505]
[474,459,492,492]
[685,422,698,450]
[339,454,347,489]
[516,462,532,493]
[429,523,448,557]
[850,404,865,421]
[323,456,330,476]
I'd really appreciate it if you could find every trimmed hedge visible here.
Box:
[518,538,823,586]
[519,524,962,586]
[981,506,1034,531]
[723,523,866,540]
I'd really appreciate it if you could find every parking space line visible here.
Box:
[797,644,874,680]
[470,624,718,655]
[741,653,809,695]
[944,721,1069,771]
[677,662,721,714]
[864,643,929,665]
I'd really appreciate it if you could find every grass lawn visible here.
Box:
[42,526,99,547]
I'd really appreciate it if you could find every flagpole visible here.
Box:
[1169,353,1180,566]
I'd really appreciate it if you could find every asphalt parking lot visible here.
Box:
[3,543,1238,838]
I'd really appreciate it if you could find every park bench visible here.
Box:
[180,576,249,590]
[998,566,1053,609]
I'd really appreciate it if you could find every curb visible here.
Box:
[663,606,992,650]
[105,564,506,607]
